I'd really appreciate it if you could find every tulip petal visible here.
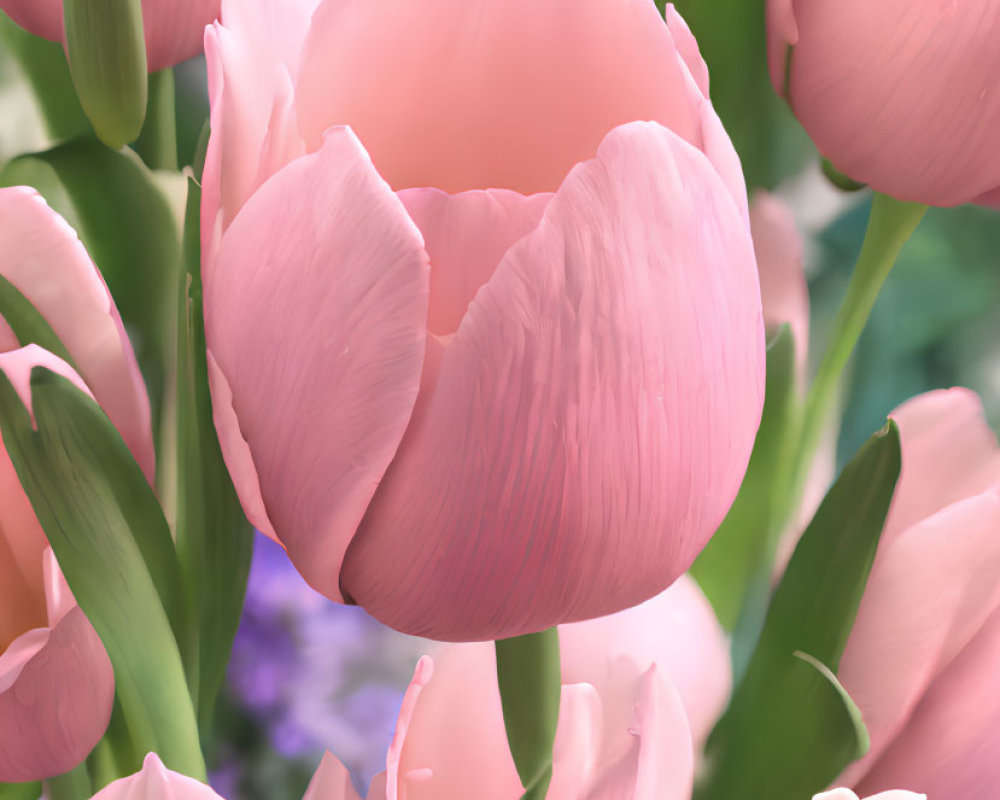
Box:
[750,191,808,373]
[783,0,1000,205]
[91,752,225,800]
[397,188,552,336]
[0,0,221,71]
[342,121,763,640]
[583,666,693,800]
[0,607,114,782]
[303,752,363,800]
[559,576,731,751]
[814,792,926,800]
[548,683,604,799]
[882,388,1000,549]
[853,608,1000,798]
[296,0,704,194]
[392,645,522,800]
[838,487,1000,785]
[0,188,154,480]
[205,127,429,603]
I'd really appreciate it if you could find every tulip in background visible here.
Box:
[766,0,1000,206]
[836,388,1000,797]
[201,0,765,641]
[0,0,221,72]
[0,186,155,780]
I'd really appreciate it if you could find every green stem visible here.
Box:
[495,628,561,797]
[133,69,178,171]
[41,762,91,800]
[789,194,926,515]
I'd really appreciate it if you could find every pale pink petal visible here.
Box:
[662,5,709,98]
[854,607,1000,799]
[584,666,693,800]
[838,488,1000,785]
[91,753,226,800]
[0,188,154,481]
[883,388,1000,549]
[341,121,764,640]
[42,548,75,627]
[392,645,521,800]
[397,188,551,336]
[548,684,604,800]
[0,607,113,782]
[303,752,362,800]
[0,0,221,71]
[814,792,925,800]
[296,0,703,193]
[750,191,808,373]
[782,0,1000,205]
[385,657,434,800]
[559,576,730,750]
[204,127,429,604]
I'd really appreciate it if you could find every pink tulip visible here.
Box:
[836,389,1000,797]
[91,753,225,800]
[201,0,765,641]
[766,0,1000,206]
[0,187,154,781]
[326,576,730,800]
[0,0,221,72]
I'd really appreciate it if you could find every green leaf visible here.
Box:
[175,128,253,727]
[0,276,76,366]
[495,629,561,792]
[0,13,89,141]
[691,324,797,631]
[0,368,204,780]
[0,137,182,434]
[697,421,901,800]
[62,0,147,147]
[0,783,40,800]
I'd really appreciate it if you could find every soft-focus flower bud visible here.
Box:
[766,0,1000,206]
[0,0,221,72]
[201,0,765,641]
[0,187,154,780]
[91,753,225,800]
[836,388,1000,797]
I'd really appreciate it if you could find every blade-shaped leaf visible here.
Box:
[0,368,204,779]
[0,276,75,366]
[175,128,253,727]
[0,783,40,800]
[697,421,900,800]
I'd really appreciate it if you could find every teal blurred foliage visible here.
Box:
[811,201,1000,462]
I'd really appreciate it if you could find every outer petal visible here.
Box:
[838,488,1000,785]
[750,191,808,373]
[882,388,1000,549]
[0,188,154,480]
[815,792,925,800]
[782,0,1000,205]
[853,606,1000,799]
[559,576,730,750]
[303,752,363,800]
[0,606,114,782]
[204,128,429,603]
[0,0,222,71]
[91,753,226,800]
[296,0,704,194]
[342,121,764,640]
[397,188,552,336]
[583,666,693,800]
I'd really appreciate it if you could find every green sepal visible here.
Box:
[175,122,253,727]
[0,368,204,780]
[62,0,147,147]
[822,159,868,193]
[697,421,900,800]
[496,628,561,792]
[691,324,797,632]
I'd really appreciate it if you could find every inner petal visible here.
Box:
[0,459,47,653]
[398,188,551,336]
[296,0,698,193]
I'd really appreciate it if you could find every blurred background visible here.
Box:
[1,1,998,797]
